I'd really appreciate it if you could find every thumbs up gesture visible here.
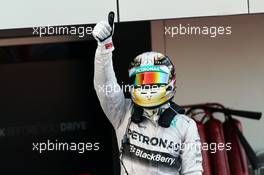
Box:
[92,12,115,53]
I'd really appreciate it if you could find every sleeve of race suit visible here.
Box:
[181,119,203,175]
[93,41,126,130]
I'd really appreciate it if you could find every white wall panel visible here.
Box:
[0,0,117,29]
[119,0,248,21]
[250,0,264,13]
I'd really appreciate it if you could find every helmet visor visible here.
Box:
[134,71,169,86]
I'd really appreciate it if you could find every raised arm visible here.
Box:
[92,12,126,129]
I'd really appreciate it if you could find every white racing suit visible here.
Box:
[94,46,203,175]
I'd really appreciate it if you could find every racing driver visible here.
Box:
[92,12,203,175]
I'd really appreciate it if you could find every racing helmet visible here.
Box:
[128,52,176,108]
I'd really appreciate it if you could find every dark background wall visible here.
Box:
[0,21,151,175]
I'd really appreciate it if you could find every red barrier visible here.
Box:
[196,121,212,175]
[205,118,231,175]
[223,119,249,175]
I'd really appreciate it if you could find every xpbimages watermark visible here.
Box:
[32,25,93,37]
[97,82,169,96]
[32,140,100,153]
[165,24,232,38]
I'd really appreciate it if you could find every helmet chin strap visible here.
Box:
[143,102,170,119]
[131,101,185,127]
[143,108,159,117]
